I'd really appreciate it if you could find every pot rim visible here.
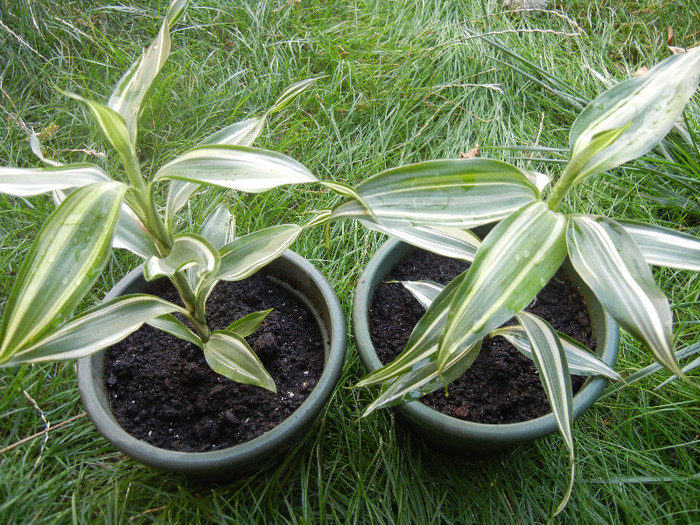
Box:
[77,249,346,477]
[353,237,619,445]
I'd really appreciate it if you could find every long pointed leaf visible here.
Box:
[618,220,700,271]
[226,309,273,337]
[214,224,303,282]
[567,216,680,375]
[491,325,622,381]
[331,158,539,228]
[400,280,445,310]
[0,182,127,361]
[147,314,201,347]
[155,145,317,192]
[0,164,112,196]
[515,311,575,517]
[568,48,700,183]
[204,331,275,391]
[3,295,183,364]
[438,201,568,371]
[113,204,158,258]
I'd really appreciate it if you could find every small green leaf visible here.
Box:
[155,145,318,192]
[438,201,568,371]
[147,314,202,348]
[331,158,539,228]
[515,311,575,517]
[3,295,183,364]
[618,220,700,272]
[226,309,273,337]
[0,182,128,362]
[567,216,680,376]
[0,164,111,196]
[204,331,276,391]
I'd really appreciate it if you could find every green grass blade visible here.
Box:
[439,201,568,371]
[0,182,127,361]
[3,295,183,364]
[567,216,680,376]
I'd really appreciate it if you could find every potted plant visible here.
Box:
[0,0,345,480]
[328,49,700,514]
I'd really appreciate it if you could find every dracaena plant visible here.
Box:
[329,49,700,514]
[0,0,323,392]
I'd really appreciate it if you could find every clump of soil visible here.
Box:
[105,273,324,452]
[369,250,595,424]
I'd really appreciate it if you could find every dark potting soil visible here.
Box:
[369,250,595,424]
[105,274,324,452]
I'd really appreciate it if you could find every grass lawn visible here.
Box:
[1,0,698,522]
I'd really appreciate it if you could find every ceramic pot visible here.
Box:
[353,238,619,456]
[77,250,346,482]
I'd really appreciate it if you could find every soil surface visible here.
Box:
[105,274,324,452]
[369,249,595,424]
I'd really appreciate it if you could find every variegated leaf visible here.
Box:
[107,0,189,143]
[362,341,481,416]
[567,216,680,375]
[226,309,273,337]
[3,295,183,364]
[155,145,318,192]
[144,233,219,281]
[199,205,235,249]
[357,217,481,261]
[515,311,575,517]
[199,118,265,148]
[492,325,621,381]
[0,182,127,361]
[214,224,303,282]
[267,77,320,115]
[331,158,539,228]
[568,48,700,184]
[204,331,275,391]
[0,164,111,196]
[400,280,445,310]
[618,220,700,272]
[438,201,568,371]
[113,204,158,258]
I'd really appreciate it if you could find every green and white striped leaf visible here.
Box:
[165,180,201,231]
[567,216,680,375]
[144,233,219,281]
[204,331,275,391]
[226,309,273,338]
[331,158,539,228]
[113,204,158,258]
[515,311,575,517]
[63,92,137,170]
[214,224,303,282]
[438,201,568,371]
[199,205,235,249]
[568,48,700,184]
[0,182,127,362]
[267,77,320,115]
[3,295,183,364]
[155,145,317,192]
[199,118,265,148]
[400,281,445,310]
[618,220,700,272]
[356,271,469,387]
[29,130,61,167]
[147,314,202,347]
[107,0,188,143]
[0,164,111,196]
[362,341,481,416]
[491,325,621,381]
[358,217,481,260]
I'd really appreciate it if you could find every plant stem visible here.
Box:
[546,163,577,210]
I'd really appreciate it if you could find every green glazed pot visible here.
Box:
[77,250,346,482]
[353,238,619,456]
